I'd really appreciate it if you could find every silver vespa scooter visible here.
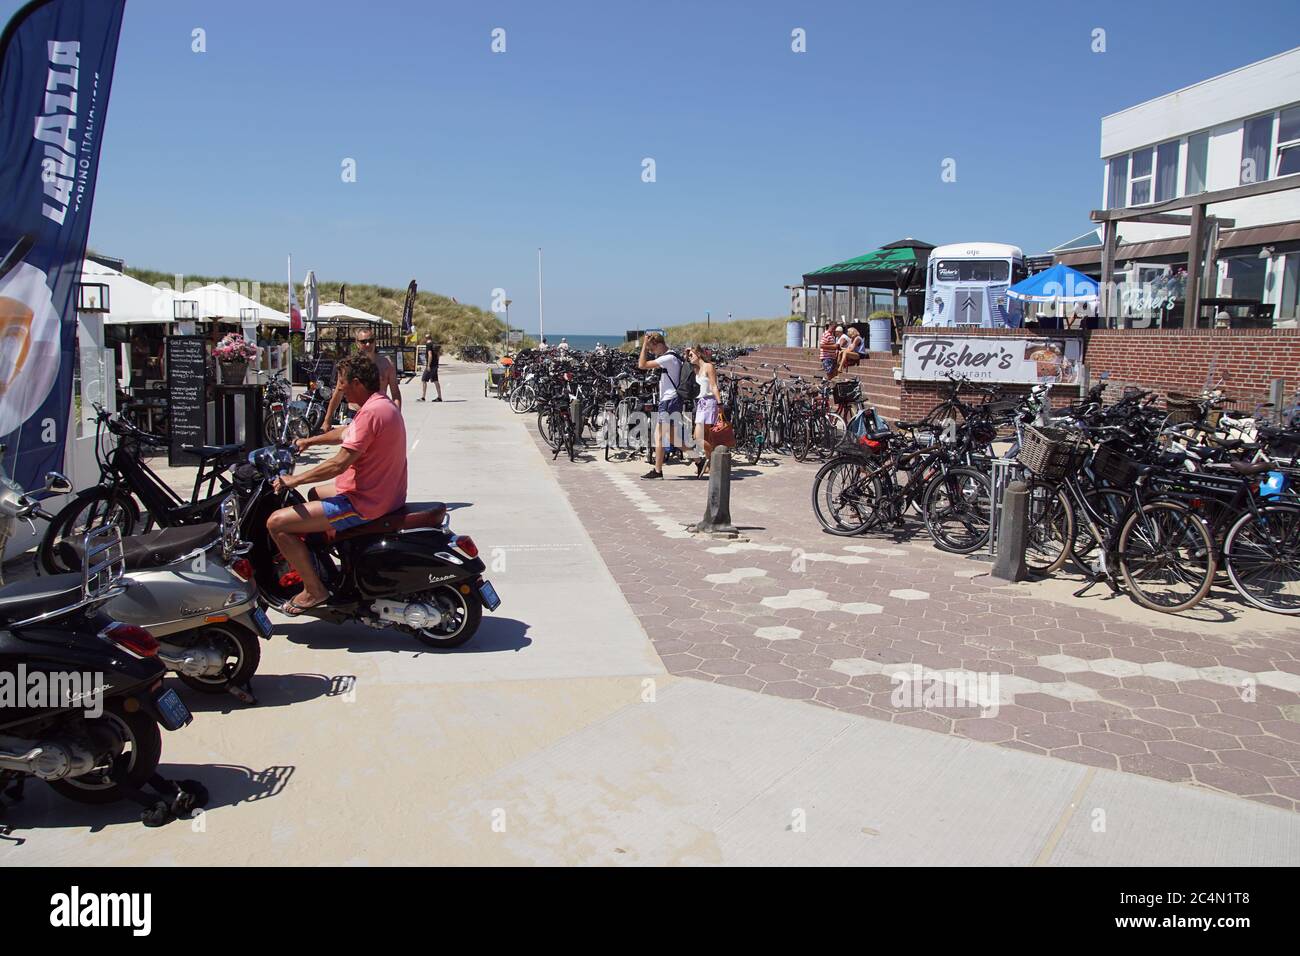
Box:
[7,475,272,704]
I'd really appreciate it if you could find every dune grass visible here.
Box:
[662,316,792,347]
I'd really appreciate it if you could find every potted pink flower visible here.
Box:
[214,332,258,384]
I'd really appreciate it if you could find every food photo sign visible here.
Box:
[902,334,1082,385]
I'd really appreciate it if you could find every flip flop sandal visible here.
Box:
[282,595,327,616]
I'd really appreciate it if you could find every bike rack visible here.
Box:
[988,458,1023,557]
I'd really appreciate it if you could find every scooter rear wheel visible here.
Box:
[175,623,261,695]
[48,699,162,805]
[409,585,482,650]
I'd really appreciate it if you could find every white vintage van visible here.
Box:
[922,242,1027,328]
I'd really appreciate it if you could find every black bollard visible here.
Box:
[991,479,1030,582]
[690,446,739,537]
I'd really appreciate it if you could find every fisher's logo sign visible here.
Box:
[902,335,1081,385]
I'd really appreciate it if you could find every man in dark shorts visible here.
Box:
[419,337,442,402]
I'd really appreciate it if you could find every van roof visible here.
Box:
[930,242,1024,259]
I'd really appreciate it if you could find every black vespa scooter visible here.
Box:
[0,488,206,825]
[236,446,501,649]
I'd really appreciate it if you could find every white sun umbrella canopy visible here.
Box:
[181,283,291,326]
[80,259,186,324]
[316,301,391,324]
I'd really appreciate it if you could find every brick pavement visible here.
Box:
[527,424,1300,812]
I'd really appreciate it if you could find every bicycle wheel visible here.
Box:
[1070,488,1131,566]
[1223,503,1300,614]
[1118,501,1215,613]
[922,467,991,554]
[811,457,881,535]
[1025,481,1074,575]
[39,487,140,574]
[510,386,536,414]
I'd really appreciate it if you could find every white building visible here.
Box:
[1054,46,1300,325]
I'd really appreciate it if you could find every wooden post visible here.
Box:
[1184,204,1205,329]
[1099,219,1117,327]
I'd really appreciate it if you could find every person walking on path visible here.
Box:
[637,332,684,479]
[686,345,721,479]
[419,338,442,402]
[325,327,402,426]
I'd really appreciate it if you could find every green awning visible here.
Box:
[802,238,934,290]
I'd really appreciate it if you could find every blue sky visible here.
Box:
[6,0,1300,333]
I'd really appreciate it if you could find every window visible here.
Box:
[1155,141,1179,201]
[1279,256,1300,323]
[1222,256,1266,301]
[934,260,1010,282]
[1130,148,1153,204]
[1106,156,1127,209]
[1242,114,1273,184]
[1278,104,1300,177]
[1185,131,1209,194]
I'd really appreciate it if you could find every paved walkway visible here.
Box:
[541,424,1300,814]
[3,360,1298,864]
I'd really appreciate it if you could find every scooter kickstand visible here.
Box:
[227,682,257,705]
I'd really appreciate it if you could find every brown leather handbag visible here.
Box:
[707,410,735,448]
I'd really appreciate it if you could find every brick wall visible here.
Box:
[1083,329,1300,406]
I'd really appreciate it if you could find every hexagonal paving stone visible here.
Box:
[1089,657,1145,678]
[888,589,930,601]
[704,567,767,585]
[755,625,803,642]
[840,602,887,618]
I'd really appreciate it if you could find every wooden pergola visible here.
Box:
[1091,175,1300,327]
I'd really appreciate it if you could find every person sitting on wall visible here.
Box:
[838,326,866,373]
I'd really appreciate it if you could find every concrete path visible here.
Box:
[3,359,1298,865]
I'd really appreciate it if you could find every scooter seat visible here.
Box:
[0,574,85,624]
[56,523,221,572]
[181,442,246,465]
[333,502,449,542]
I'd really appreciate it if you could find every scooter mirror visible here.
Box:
[44,471,72,495]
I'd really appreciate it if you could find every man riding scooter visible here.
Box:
[267,355,408,615]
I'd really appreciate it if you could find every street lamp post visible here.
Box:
[504,298,512,348]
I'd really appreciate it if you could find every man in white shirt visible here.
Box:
[637,332,684,479]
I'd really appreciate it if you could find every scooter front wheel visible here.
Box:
[38,488,140,574]
[410,585,483,650]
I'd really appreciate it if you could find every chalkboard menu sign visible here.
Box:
[166,335,209,466]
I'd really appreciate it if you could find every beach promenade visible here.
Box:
[3,357,1299,866]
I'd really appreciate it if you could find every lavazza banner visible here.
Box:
[0,0,126,491]
[902,334,1083,385]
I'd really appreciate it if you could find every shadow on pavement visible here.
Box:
[277,616,531,655]
[0,762,294,835]
[174,672,339,714]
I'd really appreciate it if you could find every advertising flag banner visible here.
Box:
[401,279,417,336]
[0,0,127,490]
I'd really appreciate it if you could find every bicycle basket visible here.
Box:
[1164,392,1202,425]
[1091,443,1141,486]
[832,379,861,403]
[1016,425,1088,480]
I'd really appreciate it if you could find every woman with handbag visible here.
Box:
[686,345,728,478]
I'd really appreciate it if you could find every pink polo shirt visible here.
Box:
[335,392,407,519]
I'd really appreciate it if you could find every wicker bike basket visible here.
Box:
[1091,443,1142,487]
[832,379,862,403]
[1164,392,1203,426]
[1016,426,1089,480]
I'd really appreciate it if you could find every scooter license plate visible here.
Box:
[478,580,501,611]
[155,688,193,731]
[251,607,273,637]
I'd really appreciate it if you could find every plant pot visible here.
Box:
[219,359,248,385]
